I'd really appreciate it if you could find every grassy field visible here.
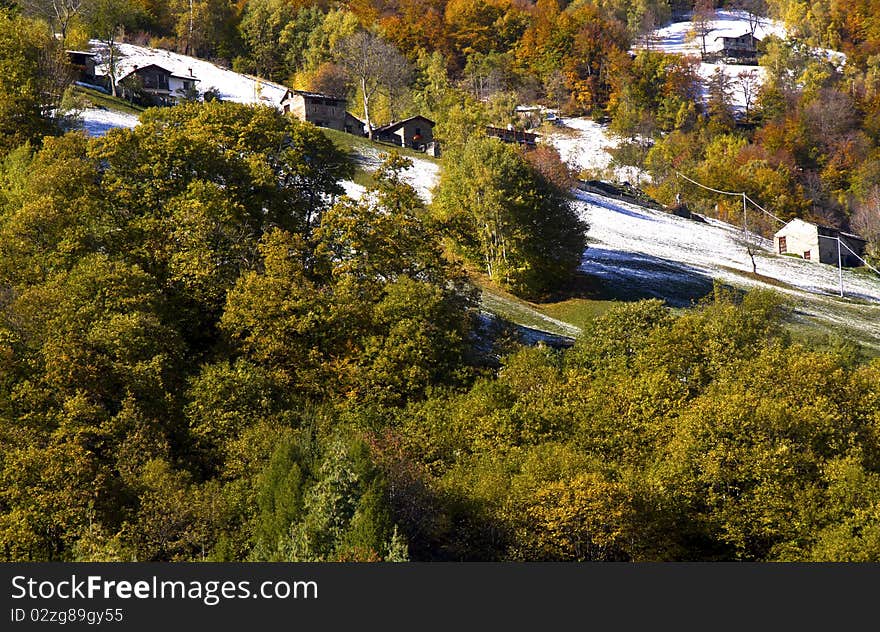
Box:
[471,265,880,356]
[74,85,146,116]
[467,271,621,338]
[320,127,439,188]
[320,127,440,163]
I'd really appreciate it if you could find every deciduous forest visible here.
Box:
[1,0,880,561]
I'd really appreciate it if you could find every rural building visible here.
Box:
[66,50,97,82]
[774,218,867,267]
[485,125,538,148]
[716,33,761,61]
[344,112,366,136]
[374,115,435,150]
[280,89,347,131]
[117,64,199,105]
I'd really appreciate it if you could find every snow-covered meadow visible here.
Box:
[66,38,880,345]
[543,117,651,184]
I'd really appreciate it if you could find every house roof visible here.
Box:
[118,63,174,81]
[66,50,97,56]
[714,32,761,42]
[281,89,346,103]
[170,74,200,82]
[374,115,436,133]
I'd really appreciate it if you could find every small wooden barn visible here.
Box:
[344,112,366,136]
[66,50,97,82]
[374,115,435,150]
[716,33,761,62]
[774,218,867,267]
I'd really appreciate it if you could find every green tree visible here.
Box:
[0,10,62,151]
[433,136,588,299]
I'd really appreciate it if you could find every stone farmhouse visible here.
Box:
[715,32,761,63]
[280,89,348,132]
[774,218,867,267]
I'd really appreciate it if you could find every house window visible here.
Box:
[778,236,787,254]
[804,250,811,260]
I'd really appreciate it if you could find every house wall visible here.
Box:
[283,94,306,118]
[776,219,866,267]
[399,120,433,147]
[138,67,170,92]
[283,94,346,131]
[817,230,840,264]
[776,219,820,262]
[169,77,196,100]
[304,98,346,131]
[344,114,365,136]
[725,35,755,51]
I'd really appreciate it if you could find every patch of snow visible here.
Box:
[544,118,650,184]
[547,118,616,174]
[340,180,366,200]
[79,107,140,137]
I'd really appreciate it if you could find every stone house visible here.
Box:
[717,33,761,61]
[774,218,867,267]
[280,89,347,131]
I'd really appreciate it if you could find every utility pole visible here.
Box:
[742,192,748,234]
[837,236,844,298]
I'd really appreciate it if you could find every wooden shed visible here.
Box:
[374,115,435,150]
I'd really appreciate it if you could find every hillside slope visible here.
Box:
[67,43,880,350]
[575,188,880,349]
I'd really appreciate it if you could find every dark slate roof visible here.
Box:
[374,115,436,133]
[282,89,346,102]
[118,63,174,81]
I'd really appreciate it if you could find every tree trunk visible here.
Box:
[108,42,118,98]
[362,77,372,141]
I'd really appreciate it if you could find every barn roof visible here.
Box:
[374,115,436,133]
[281,89,346,102]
